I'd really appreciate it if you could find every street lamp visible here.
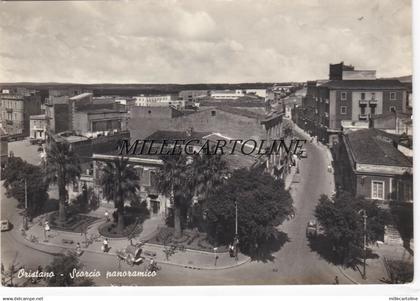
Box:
[234,200,239,261]
[358,209,368,280]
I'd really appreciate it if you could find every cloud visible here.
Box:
[0,0,412,83]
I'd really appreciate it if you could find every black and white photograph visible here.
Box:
[0,0,416,296]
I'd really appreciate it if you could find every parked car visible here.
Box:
[300,149,308,158]
[1,220,11,232]
[306,220,317,237]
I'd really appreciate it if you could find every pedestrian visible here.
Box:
[44,221,50,232]
[102,238,108,252]
[104,210,110,222]
[335,276,339,284]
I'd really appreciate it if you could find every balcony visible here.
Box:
[359,114,369,121]
[359,100,368,106]
[6,120,13,125]
[6,108,13,113]
[369,100,378,106]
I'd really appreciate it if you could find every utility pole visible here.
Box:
[359,209,368,280]
[234,200,239,261]
[23,178,28,230]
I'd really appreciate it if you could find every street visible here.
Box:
[1,132,344,285]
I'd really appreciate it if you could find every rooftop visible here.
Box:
[145,130,211,143]
[30,114,47,120]
[321,79,406,90]
[345,129,412,168]
[69,93,93,101]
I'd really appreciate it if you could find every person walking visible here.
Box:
[102,238,109,252]
[104,210,110,222]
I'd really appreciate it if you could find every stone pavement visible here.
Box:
[18,211,250,271]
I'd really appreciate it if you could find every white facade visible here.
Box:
[29,114,47,140]
[210,90,244,100]
[245,89,267,98]
[134,95,184,109]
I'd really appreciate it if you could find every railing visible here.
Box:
[359,100,368,105]
[369,100,378,105]
[6,108,13,113]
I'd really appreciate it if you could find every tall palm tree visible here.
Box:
[157,154,195,238]
[100,156,139,233]
[45,139,81,224]
[192,152,228,200]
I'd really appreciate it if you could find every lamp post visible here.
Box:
[358,209,368,280]
[22,178,28,230]
[234,200,239,261]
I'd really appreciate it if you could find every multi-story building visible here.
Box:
[0,88,42,137]
[294,63,408,145]
[0,127,8,168]
[133,95,184,109]
[29,114,48,141]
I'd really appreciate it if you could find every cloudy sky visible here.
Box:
[0,0,412,83]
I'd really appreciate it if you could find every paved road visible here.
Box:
[1,133,344,286]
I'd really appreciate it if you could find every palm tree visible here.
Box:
[157,154,195,238]
[192,152,228,199]
[45,139,81,224]
[100,156,139,233]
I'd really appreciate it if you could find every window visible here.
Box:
[390,92,397,100]
[371,92,376,100]
[372,181,385,200]
[340,92,347,100]
[371,106,376,115]
[340,106,347,114]
[361,92,365,100]
[211,110,216,116]
[389,106,396,112]
[361,106,366,115]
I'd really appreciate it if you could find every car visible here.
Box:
[300,149,308,158]
[1,220,11,232]
[306,220,317,237]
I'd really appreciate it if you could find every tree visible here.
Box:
[190,152,228,229]
[100,156,139,233]
[45,139,81,223]
[206,167,293,259]
[156,153,195,238]
[45,253,93,286]
[3,157,49,218]
[315,193,390,265]
[1,253,20,287]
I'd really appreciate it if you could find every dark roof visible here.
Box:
[215,106,265,119]
[321,79,406,90]
[345,129,411,167]
[145,130,211,143]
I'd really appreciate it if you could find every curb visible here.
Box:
[14,226,251,271]
[337,266,360,284]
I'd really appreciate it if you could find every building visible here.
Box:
[0,127,8,168]
[179,90,208,102]
[371,112,412,136]
[294,63,408,145]
[210,90,244,100]
[335,128,412,203]
[245,89,267,99]
[0,88,42,137]
[92,152,170,217]
[72,106,128,138]
[45,92,93,134]
[29,114,48,141]
[133,95,184,109]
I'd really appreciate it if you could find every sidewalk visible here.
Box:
[337,243,413,284]
[18,212,250,271]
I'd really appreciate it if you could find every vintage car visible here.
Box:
[116,244,144,266]
[1,220,11,232]
[306,220,318,238]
